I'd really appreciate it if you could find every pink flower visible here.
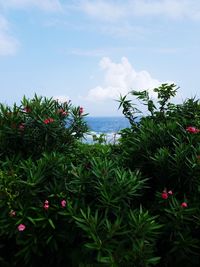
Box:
[61,199,67,208]
[58,109,67,116]
[43,118,54,124]
[186,126,200,133]
[9,210,16,217]
[19,123,25,130]
[18,224,26,231]
[44,119,50,124]
[43,203,49,210]
[162,191,168,199]
[48,118,54,123]
[57,108,63,113]
[43,200,49,210]
[79,107,84,115]
[181,202,188,208]
[24,107,31,113]
[168,190,173,195]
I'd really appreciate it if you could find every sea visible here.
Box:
[82,116,131,143]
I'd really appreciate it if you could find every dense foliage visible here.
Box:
[118,84,200,266]
[0,86,199,267]
[0,95,88,158]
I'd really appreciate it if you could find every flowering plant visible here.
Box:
[0,94,88,158]
[118,83,200,266]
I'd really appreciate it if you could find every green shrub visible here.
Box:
[118,83,200,266]
[0,94,88,159]
[0,95,161,267]
[0,88,200,267]
[0,151,162,266]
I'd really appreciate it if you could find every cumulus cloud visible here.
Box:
[0,0,63,12]
[86,57,161,102]
[0,16,19,56]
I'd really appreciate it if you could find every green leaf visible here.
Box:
[27,217,36,225]
[46,235,53,244]
[147,256,161,265]
[48,218,55,229]
[33,218,46,222]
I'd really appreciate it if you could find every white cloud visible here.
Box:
[53,95,69,103]
[0,33,19,55]
[130,0,195,19]
[2,0,200,20]
[86,57,161,102]
[0,16,19,56]
[0,0,63,12]
[0,0,62,55]
[79,0,200,21]
[79,0,126,22]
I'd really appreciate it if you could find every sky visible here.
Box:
[0,0,200,116]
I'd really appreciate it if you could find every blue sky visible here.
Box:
[0,0,200,116]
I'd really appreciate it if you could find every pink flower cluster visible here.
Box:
[161,190,188,208]
[24,106,31,113]
[58,109,67,116]
[43,199,67,210]
[43,118,54,124]
[79,107,84,115]
[43,200,49,210]
[186,126,200,133]
[161,190,173,199]
[19,123,25,131]
[15,198,67,232]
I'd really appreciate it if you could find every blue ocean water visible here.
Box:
[84,116,130,134]
[83,117,130,143]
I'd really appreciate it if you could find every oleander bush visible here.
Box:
[118,83,200,266]
[0,95,88,158]
[0,85,199,267]
[0,148,161,266]
[118,84,200,194]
